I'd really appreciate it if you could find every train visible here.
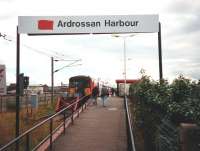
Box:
[55,75,96,112]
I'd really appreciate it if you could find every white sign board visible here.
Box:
[18,15,159,34]
[0,65,6,95]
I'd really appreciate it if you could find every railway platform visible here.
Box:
[51,96,127,151]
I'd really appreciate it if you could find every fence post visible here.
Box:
[44,93,47,104]
[0,96,2,112]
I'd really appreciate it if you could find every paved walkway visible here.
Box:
[52,96,127,151]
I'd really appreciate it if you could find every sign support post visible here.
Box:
[158,22,163,82]
[16,26,20,151]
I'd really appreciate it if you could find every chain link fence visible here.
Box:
[0,93,61,112]
[156,117,180,151]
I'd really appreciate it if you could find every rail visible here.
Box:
[124,96,136,151]
[0,95,88,151]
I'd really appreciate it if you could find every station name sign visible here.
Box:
[18,15,159,34]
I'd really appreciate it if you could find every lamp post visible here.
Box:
[51,57,81,104]
[112,34,135,96]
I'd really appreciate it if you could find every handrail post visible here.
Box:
[71,110,74,125]
[81,104,84,111]
[50,119,53,150]
[77,107,80,117]
[63,111,66,134]
[26,133,30,151]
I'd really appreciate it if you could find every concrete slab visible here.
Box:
[52,97,127,151]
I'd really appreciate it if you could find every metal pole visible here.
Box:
[16,26,20,151]
[158,22,163,82]
[51,57,54,104]
[123,38,127,96]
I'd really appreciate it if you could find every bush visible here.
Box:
[129,73,200,151]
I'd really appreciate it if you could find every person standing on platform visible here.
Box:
[111,88,115,96]
[92,86,99,105]
[101,86,109,107]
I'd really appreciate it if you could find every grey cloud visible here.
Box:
[182,15,200,33]
[163,30,200,61]
[165,14,200,36]
[167,59,200,80]
[189,72,200,80]
[170,2,190,13]
[171,70,200,80]
[164,1,200,34]
[0,0,17,21]
[0,14,15,21]
[192,57,200,63]
[167,0,200,14]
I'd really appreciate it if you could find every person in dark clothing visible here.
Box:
[101,86,109,107]
[92,86,99,105]
[111,88,115,96]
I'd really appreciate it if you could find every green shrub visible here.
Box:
[129,72,200,151]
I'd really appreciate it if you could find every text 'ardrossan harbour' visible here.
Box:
[57,20,139,28]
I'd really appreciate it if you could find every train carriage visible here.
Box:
[56,75,95,112]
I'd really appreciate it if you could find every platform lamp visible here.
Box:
[112,34,135,96]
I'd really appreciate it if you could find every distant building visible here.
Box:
[27,85,46,94]
[54,86,68,93]
[7,83,16,94]
[115,79,139,96]
[7,84,68,95]
[42,84,49,92]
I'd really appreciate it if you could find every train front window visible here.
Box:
[69,78,90,88]
[69,81,82,88]
[69,82,77,88]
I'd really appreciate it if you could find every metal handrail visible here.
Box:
[124,96,136,151]
[0,95,88,151]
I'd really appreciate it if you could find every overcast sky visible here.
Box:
[0,0,200,86]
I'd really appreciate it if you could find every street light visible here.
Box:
[112,34,135,96]
[51,57,81,104]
